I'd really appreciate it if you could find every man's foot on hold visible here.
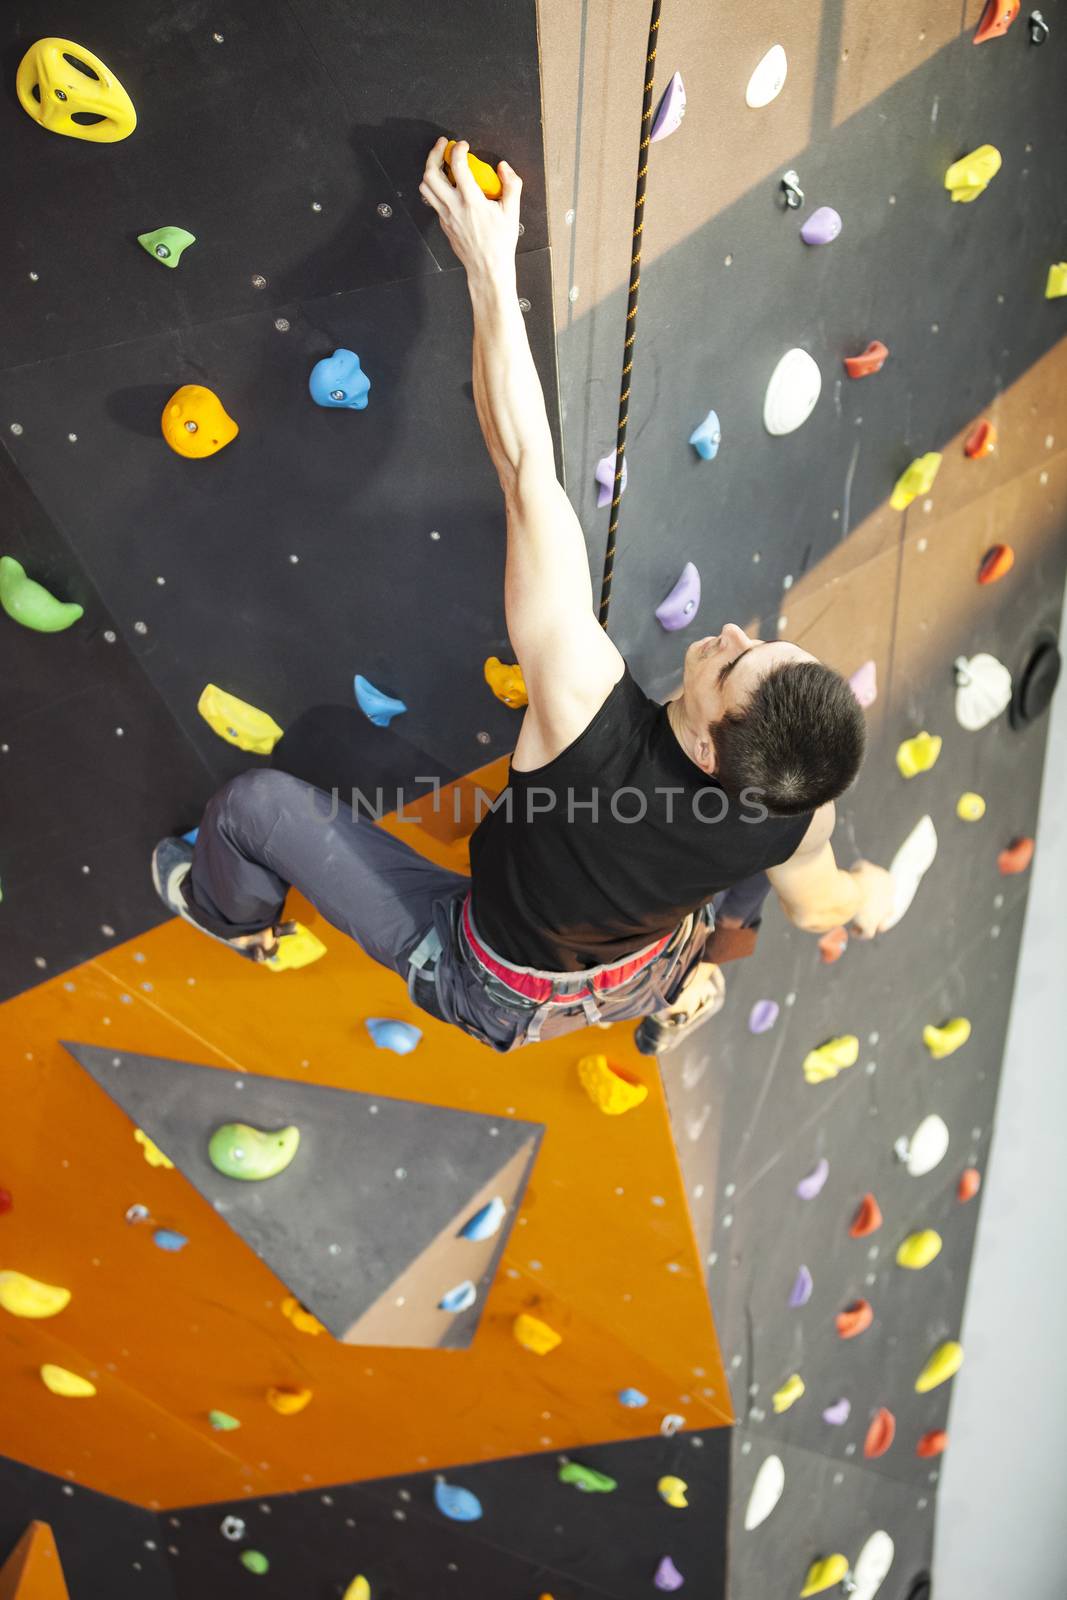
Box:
[150,837,278,962]
[633,963,726,1056]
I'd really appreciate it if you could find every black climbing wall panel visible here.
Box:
[0,0,555,1002]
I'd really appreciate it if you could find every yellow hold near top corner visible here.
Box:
[801,1554,850,1597]
[197,685,284,755]
[17,38,137,142]
[1046,263,1067,299]
[944,144,1002,203]
[890,452,942,510]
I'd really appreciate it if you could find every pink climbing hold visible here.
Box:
[795,1158,829,1200]
[595,451,628,509]
[650,71,687,142]
[654,1555,685,1592]
[849,660,877,708]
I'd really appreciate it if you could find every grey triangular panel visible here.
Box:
[63,1043,542,1343]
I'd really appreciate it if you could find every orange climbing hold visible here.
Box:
[818,926,848,964]
[266,1384,313,1415]
[957,1168,982,1203]
[978,544,1014,585]
[836,1299,874,1340]
[916,1429,948,1458]
[849,1194,883,1238]
[864,1408,896,1459]
[998,836,1034,875]
[843,341,888,379]
[964,419,997,458]
[973,0,1019,42]
[443,140,503,199]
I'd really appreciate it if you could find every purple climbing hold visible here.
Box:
[650,71,687,143]
[800,206,842,245]
[795,1158,829,1200]
[654,1555,685,1592]
[849,660,877,708]
[748,999,780,1035]
[822,1397,851,1426]
[595,451,628,510]
[655,563,701,632]
[788,1265,814,1307]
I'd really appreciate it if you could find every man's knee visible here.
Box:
[210,769,316,841]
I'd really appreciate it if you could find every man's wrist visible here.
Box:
[468,266,518,311]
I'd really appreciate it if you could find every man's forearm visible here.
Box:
[778,868,862,934]
[469,270,555,498]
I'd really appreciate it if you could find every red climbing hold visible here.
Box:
[843,341,888,379]
[998,836,1035,875]
[849,1193,883,1238]
[978,544,1014,585]
[916,1428,948,1458]
[818,926,848,964]
[0,1188,12,1215]
[964,419,997,459]
[836,1299,874,1339]
[957,1168,982,1203]
[864,1408,896,1458]
[973,0,1019,42]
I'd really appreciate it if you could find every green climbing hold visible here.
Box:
[558,1461,618,1494]
[0,556,83,633]
[240,1550,270,1575]
[208,1122,300,1181]
[207,1409,241,1431]
[137,226,196,267]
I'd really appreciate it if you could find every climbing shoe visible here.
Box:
[151,836,277,962]
[634,964,726,1056]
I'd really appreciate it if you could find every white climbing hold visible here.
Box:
[763,349,822,436]
[459,1196,506,1241]
[884,815,937,930]
[895,1113,950,1177]
[438,1280,477,1313]
[954,652,1012,731]
[851,1531,895,1600]
[744,1454,785,1529]
[746,45,788,108]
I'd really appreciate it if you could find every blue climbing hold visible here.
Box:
[354,675,407,727]
[618,1387,649,1408]
[309,348,371,410]
[182,827,199,845]
[655,562,701,632]
[153,1228,189,1252]
[365,1017,422,1054]
[689,409,722,460]
[459,1196,507,1241]
[434,1481,483,1522]
[438,1280,477,1313]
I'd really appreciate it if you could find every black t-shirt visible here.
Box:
[468,666,811,970]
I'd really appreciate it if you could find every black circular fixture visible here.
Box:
[1010,629,1061,729]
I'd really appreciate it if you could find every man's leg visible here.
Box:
[166,769,470,977]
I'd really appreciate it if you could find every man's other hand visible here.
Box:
[848,860,895,939]
[419,137,522,288]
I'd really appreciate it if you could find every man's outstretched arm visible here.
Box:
[767,805,895,938]
[420,140,622,758]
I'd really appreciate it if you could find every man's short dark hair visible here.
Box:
[710,660,866,816]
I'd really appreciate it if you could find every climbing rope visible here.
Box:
[597,0,663,627]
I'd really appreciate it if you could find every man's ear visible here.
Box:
[694,732,718,776]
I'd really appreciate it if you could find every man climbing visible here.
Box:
[152,138,895,1054]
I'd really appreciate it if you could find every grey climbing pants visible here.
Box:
[180,770,722,1052]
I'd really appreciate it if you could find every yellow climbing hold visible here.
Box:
[772,1374,805,1413]
[266,1385,313,1415]
[197,685,283,755]
[916,1340,964,1393]
[944,144,1002,203]
[512,1312,562,1355]
[802,1036,858,1086]
[657,1475,688,1508]
[135,1128,174,1168]
[0,1271,71,1320]
[576,1054,649,1115]
[16,37,137,142]
[281,1296,326,1336]
[1046,263,1067,299]
[342,1578,370,1600]
[161,385,239,459]
[443,140,503,199]
[923,1018,971,1059]
[957,791,986,822]
[801,1554,851,1597]
[484,657,528,709]
[40,1364,96,1398]
[264,923,328,972]
[896,1230,943,1270]
[895,732,942,779]
[890,452,942,510]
